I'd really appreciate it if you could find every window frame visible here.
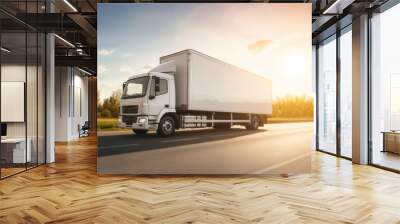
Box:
[155,78,168,96]
[122,76,149,99]
[315,24,353,161]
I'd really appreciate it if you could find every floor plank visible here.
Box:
[0,136,400,223]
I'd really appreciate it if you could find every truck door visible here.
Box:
[148,76,170,116]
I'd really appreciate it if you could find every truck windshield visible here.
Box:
[122,76,149,99]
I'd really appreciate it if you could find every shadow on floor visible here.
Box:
[98,128,266,157]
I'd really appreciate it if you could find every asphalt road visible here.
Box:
[97,122,313,174]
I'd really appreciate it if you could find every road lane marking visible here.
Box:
[161,137,200,143]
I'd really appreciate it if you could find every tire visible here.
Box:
[214,123,231,129]
[246,115,260,130]
[157,115,176,137]
[133,129,148,136]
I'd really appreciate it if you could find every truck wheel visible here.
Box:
[246,116,260,130]
[133,129,148,136]
[214,123,231,129]
[157,116,176,137]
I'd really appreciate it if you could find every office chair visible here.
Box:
[79,121,90,138]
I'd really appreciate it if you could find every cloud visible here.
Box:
[98,65,107,74]
[119,65,133,73]
[98,49,114,56]
[121,53,132,58]
[248,39,274,55]
[143,65,153,70]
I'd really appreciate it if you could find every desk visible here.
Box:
[1,138,31,164]
[382,131,400,154]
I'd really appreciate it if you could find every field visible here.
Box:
[97,118,122,131]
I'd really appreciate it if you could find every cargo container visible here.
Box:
[119,49,272,136]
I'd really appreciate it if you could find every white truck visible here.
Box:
[119,49,272,137]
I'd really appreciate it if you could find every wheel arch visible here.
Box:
[156,108,177,123]
[157,109,179,128]
[251,114,266,126]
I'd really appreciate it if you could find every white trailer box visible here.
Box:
[160,49,272,115]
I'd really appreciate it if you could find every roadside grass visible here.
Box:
[268,117,313,123]
[97,117,124,131]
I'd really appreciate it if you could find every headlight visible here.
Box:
[137,117,147,123]
[118,116,122,123]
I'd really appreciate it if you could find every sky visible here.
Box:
[98,3,312,102]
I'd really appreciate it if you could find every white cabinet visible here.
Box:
[1,138,31,163]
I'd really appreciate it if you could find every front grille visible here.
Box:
[122,115,138,125]
[122,105,138,114]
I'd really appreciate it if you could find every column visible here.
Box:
[352,14,369,164]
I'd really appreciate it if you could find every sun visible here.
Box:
[285,53,307,76]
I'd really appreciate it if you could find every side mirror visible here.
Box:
[122,82,126,91]
[149,94,156,100]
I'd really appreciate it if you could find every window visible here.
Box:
[316,27,353,159]
[127,83,143,95]
[390,74,400,130]
[340,28,352,158]
[371,3,400,171]
[156,79,168,95]
[317,36,337,154]
[122,76,149,98]
[150,77,168,97]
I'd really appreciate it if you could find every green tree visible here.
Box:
[97,90,102,114]
[99,90,122,118]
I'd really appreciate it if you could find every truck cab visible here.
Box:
[119,62,177,136]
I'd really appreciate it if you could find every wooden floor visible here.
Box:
[1,167,26,178]
[1,136,400,223]
[373,151,400,171]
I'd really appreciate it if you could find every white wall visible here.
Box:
[71,72,89,138]
[55,67,89,141]
[1,65,38,138]
[55,67,69,141]
[1,65,25,136]
[1,63,46,164]
[1,65,26,149]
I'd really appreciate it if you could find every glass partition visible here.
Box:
[0,2,46,179]
[1,31,28,177]
[27,31,38,169]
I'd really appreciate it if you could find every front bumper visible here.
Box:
[118,115,157,130]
